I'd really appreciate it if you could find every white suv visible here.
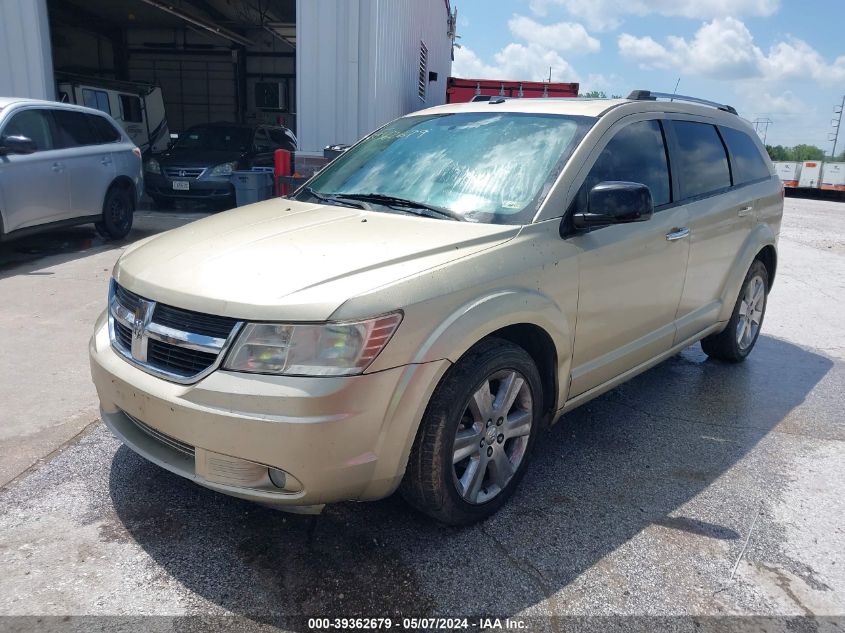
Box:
[0,97,142,241]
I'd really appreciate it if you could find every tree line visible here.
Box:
[765,144,845,162]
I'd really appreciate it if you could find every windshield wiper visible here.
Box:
[301,187,366,209]
[331,193,464,221]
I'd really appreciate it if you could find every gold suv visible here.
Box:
[90,91,782,524]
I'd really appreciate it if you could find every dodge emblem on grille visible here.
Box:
[130,299,156,362]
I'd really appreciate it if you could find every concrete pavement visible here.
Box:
[0,209,211,487]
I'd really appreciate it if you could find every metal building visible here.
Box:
[0,0,455,153]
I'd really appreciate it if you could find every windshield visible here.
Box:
[174,126,252,151]
[298,112,594,224]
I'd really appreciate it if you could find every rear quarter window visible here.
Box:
[87,114,122,143]
[720,126,771,184]
[52,110,100,147]
[671,120,731,199]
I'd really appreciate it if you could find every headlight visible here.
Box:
[223,313,402,376]
[145,158,161,174]
[209,161,237,177]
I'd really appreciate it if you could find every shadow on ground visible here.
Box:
[107,335,832,626]
[0,205,217,277]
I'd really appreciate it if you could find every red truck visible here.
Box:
[446,77,579,103]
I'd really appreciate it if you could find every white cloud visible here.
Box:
[507,15,600,54]
[757,91,807,115]
[453,43,580,82]
[451,12,594,83]
[531,0,779,31]
[619,17,845,84]
[760,39,845,83]
[617,34,670,69]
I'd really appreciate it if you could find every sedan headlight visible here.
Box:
[145,158,161,174]
[223,313,403,376]
[209,161,237,177]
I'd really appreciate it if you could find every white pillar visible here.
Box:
[0,0,55,100]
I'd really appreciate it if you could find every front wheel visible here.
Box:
[95,187,134,240]
[701,259,769,362]
[401,338,543,525]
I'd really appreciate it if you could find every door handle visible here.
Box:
[738,205,754,217]
[100,157,113,166]
[666,227,690,241]
[51,162,64,173]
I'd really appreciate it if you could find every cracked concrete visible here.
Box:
[0,197,843,630]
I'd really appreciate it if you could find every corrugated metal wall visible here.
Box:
[0,0,55,100]
[296,0,452,153]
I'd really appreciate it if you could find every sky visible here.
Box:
[450,0,845,150]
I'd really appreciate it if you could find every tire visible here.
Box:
[701,259,769,362]
[401,338,543,525]
[96,187,134,240]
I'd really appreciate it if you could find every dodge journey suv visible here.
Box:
[90,91,782,525]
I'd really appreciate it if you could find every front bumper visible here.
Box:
[145,173,234,200]
[89,311,449,508]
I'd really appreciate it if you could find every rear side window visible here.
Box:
[52,110,100,147]
[119,95,142,123]
[720,126,770,184]
[581,120,672,207]
[82,89,111,115]
[2,109,54,151]
[672,121,731,199]
[87,114,121,143]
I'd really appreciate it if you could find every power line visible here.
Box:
[829,95,844,158]
[753,118,773,145]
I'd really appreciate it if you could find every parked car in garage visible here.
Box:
[91,91,782,524]
[144,122,296,208]
[0,97,142,241]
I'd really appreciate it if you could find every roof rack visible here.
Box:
[627,90,738,115]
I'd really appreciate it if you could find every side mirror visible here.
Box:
[0,134,36,155]
[573,181,654,229]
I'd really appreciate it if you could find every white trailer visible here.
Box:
[797,160,823,189]
[773,161,802,188]
[820,162,845,192]
[56,74,169,156]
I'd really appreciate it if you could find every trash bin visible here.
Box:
[231,167,275,207]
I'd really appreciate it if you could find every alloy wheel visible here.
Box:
[451,369,533,505]
[736,274,765,350]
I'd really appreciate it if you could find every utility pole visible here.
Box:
[753,118,773,145]
[829,95,844,159]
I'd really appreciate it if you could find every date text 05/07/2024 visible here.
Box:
[307,617,528,630]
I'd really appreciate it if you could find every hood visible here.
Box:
[158,149,245,167]
[115,199,519,321]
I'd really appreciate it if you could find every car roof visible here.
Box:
[0,96,115,118]
[0,96,32,110]
[414,97,750,128]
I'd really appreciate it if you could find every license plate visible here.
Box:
[172,180,190,191]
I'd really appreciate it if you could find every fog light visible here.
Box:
[269,467,302,492]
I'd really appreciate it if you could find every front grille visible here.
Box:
[126,412,195,458]
[163,166,205,179]
[114,321,132,349]
[114,283,140,313]
[147,339,218,377]
[152,303,238,339]
[108,281,241,383]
